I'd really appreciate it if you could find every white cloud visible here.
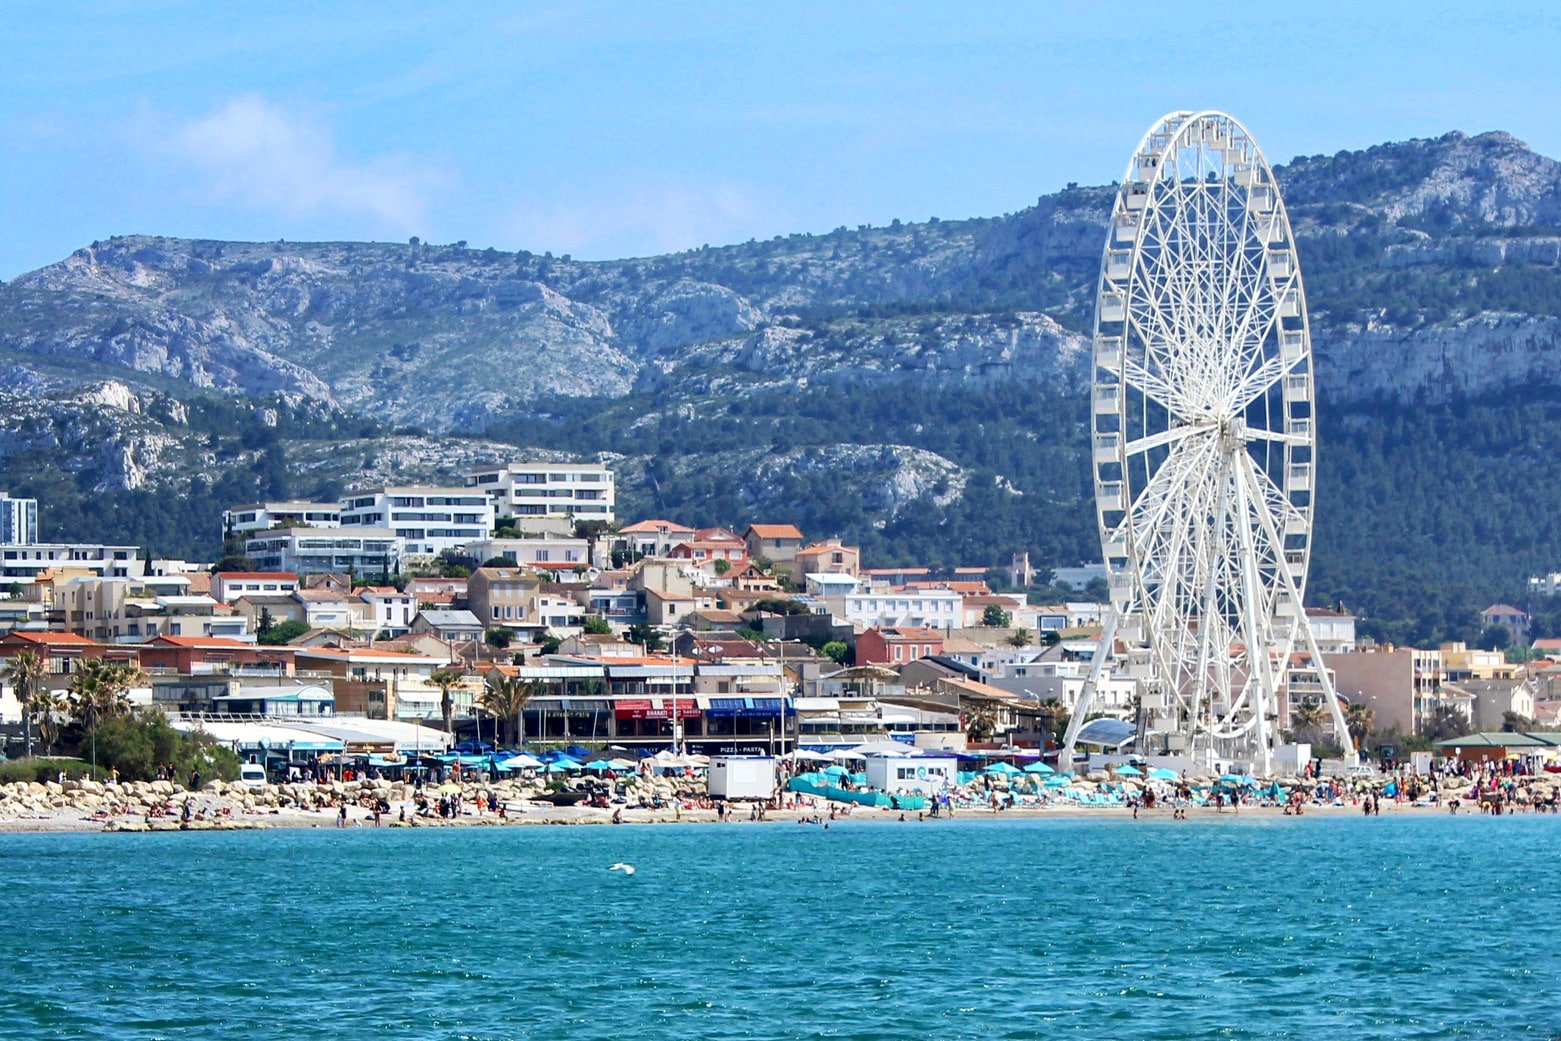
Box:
[160,95,438,232]
[505,181,780,260]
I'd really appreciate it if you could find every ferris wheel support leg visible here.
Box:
[1299,616,1359,768]
[1059,607,1118,768]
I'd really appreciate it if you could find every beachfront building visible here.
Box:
[245,527,404,579]
[0,492,38,546]
[467,566,541,633]
[339,486,493,558]
[466,461,615,532]
[292,646,450,721]
[864,753,958,796]
[221,501,341,540]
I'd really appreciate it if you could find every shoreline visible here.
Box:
[0,795,1512,834]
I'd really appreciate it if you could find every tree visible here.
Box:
[431,668,465,735]
[820,640,849,664]
[68,658,143,771]
[537,634,562,656]
[484,627,513,649]
[1291,701,1326,745]
[1344,703,1375,751]
[1006,628,1032,648]
[482,556,517,568]
[3,650,45,758]
[981,604,1012,628]
[211,554,256,573]
[1421,705,1470,742]
[32,688,62,756]
[625,624,664,652]
[965,708,998,744]
[256,606,275,636]
[712,558,732,575]
[89,711,241,782]
[1501,710,1534,733]
[583,616,613,635]
[481,674,540,745]
[258,619,308,645]
[1035,698,1067,747]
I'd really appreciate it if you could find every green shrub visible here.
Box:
[0,757,109,784]
[87,713,241,783]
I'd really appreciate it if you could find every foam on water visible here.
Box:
[1,814,1555,1040]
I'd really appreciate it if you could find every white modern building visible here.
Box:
[222,501,342,540]
[0,543,144,581]
[245,527,403,578]
[838,588,962,632]
[0,493,38,546]
[340,486,493,557]
[467,462,615,530]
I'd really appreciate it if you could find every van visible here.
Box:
[239,762,268,788]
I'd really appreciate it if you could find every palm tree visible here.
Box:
[68,658,140,770]
[3,650,45,758]
[32,688,62,756]
[481,673,539,746]
[431,667,464,735]
[1290,701,1326,743]
[1036,698,1066,746]
[1344,702,1375,751]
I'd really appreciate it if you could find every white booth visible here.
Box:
[865,754,958,796]
[708,756,777,800]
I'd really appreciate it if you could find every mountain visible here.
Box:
[4,129,1561,645]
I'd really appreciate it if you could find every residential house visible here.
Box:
[841,587,961,632]
[296,588,357,632]
[1445,677,1537,730]
[856,626,947,666]
[743,524,805,565]
[406,576,467,609]
[617,519,695,559]
[1306,607,1358,654]
[462,536,591,573]
[357,586,417,638]
[794,539,860,577]
[645,587,715,627]
[213,572,300,604]
[1481,603,1530,645]
[233,594,306,635]
[137,635,295,678]
[466,566,540,631]
[410,609,485,644]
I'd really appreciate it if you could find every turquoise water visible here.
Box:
[1,815,1556,1040]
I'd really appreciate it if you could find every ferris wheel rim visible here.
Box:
[1090,109,1317,757]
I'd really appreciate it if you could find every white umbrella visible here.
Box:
[847,741,915,757]
[498,753,544,770]
[785,750,833,763]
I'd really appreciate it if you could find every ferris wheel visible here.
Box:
[1064,111,1353,774]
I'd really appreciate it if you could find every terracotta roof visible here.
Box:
[147,635,263,649]
[619,519,695,534]
[2,631,100,646]
[746,524,804,540]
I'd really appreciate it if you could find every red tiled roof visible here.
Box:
[746,524,804,539]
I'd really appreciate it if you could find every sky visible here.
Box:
[3,1,1560,279]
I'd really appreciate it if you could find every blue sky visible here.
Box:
[3,1,1559,278]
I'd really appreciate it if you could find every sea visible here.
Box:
[1,814,1555,1041]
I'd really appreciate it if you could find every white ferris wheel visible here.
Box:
[1062,111,1354,774]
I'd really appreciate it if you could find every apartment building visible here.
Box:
[245,527,403,578]
[0,544,144,581]
[222,501,341,540]
[466,462,615,531]
[339,486,493,557]
[0,492,38,546]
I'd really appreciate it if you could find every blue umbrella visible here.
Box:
[1024,762,1055,774]
[985,762,1022,776]
[584,761,613,772]
[822,764,850,777]
[1114,764,1143,777]
[1148,767,1179,781]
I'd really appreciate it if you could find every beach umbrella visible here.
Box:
[1043,776,1070,788]
[437,782,462,794]
[1148,767,1179,781]
[544,762,573,774]
[1218,773,1243,784]
[497,753,544,771]
[607,758,636,770]
[584,760,613,772]
[822,764,850,777]
[985,762,1022,776]
[1114,764,1143,776]
[1024,762,1055,774]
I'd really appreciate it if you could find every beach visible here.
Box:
[0,770,1532,833]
